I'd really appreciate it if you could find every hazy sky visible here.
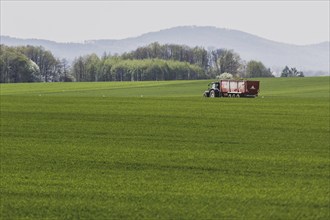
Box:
[1,0,329,45]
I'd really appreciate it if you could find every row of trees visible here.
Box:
[69,48,270,82]
[120,43,275,78]
[72,55,205,82]
[121,43,244,77]
[1,42,303,83]
[0,45,72,83]
[122,42,209,71]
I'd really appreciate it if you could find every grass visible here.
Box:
[1,77,329,219]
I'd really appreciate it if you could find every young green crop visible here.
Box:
[1,77,329,219]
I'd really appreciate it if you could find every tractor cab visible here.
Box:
[208,82,219,90]
[204,82,220,97]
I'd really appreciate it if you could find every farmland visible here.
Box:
[1,77,329,219]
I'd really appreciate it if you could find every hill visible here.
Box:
[1,26,329,75]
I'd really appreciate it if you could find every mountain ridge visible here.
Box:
[1,26,329,75]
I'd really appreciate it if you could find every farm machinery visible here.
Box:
[204,80,260,97]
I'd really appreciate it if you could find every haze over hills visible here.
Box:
[1,26,329,75]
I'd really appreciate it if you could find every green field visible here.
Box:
[1,77,329,219]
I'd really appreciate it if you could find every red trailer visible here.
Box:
[204,80,260,97]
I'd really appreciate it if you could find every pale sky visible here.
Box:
[1,0,329,45]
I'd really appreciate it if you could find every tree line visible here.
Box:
[0,42,303,83]
[72,55,206,82]
[66,43,275,81]
[0,45,71,83]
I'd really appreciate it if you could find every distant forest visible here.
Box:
[1,42,301,83]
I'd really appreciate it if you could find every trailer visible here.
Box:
[204,80,260,97]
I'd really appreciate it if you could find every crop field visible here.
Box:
[1,77,329,219]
